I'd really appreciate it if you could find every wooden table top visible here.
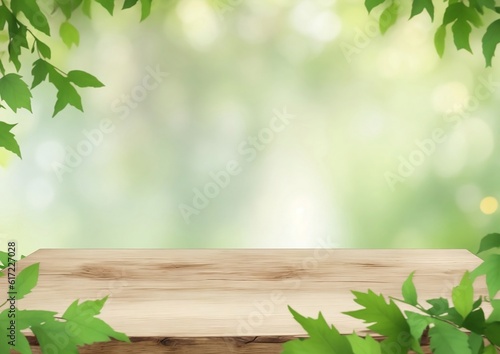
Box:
[0,249,488,353]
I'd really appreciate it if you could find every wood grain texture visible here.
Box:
[0,249,487,353]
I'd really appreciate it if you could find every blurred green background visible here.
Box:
[0,0,499,255]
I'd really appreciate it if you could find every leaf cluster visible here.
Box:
[366,0,500,66]
[0,254,128,353]
[0,0,153,158]
[282,233,500,354]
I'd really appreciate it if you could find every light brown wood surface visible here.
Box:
[1,249,487,353]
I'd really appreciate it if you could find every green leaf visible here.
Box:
[343,290,410,348]
[123,0,139,9]
[13,263,39,300]
[434,25,446,58]
[11,0,50,35]
[477,233,500,253]
[48,69,83,116]
[32,297,129,353]
[483,345,497,354]
[405,311,430,344]
[67,70,104,88]
[59,21,80,48]
[82,0,92,17]
[15,309,58,328]
[365,0,386,13]
[140,0,153,21]
[346,333,381,354]
[402,271,418,306]
[54,0,83,18]
[487,300,500,323]
[0,73,32,112]
[62,296,129,342]
[484,322,500,346]
[379,2,398,34]
[7,23,29,71]
[428,320,472,354]
[471,254,500,298]
[95,0,114,15]
[410,0,434,20]
[468,332,484,354]
[462,308,485,334]
[282,306,354,354]
[35,39,51,59]
[0,251,8,267]
[31,59,50,89]
[0,122,21,158]
[0,308,32,354]
[483,20,500,67]
[451,19,472,52]
[478,0,496,10]
[443,3,482,27]
[452,271,474,320]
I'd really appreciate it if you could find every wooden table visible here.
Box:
[0,249,487,353]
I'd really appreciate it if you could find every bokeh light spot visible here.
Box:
[480,196,498,215]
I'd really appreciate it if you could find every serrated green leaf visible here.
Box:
[402,271,418,306]
[95,0,114,15]
[477,233,500,253]
[471,254,500,298]
[31,59,50,89]
[0,74,32,112]
[451,19,472,52]
[0,122,21,158]
[11,0,50,35]
[59,21,79,48]
[343,290,410,348]
[434,25,446,57]
[365,0,386,13]
[346,333,381,354]
[35,40,51,59]
[48,69,83,116]
[30,297,130,353]
[379,2,398,34]
[282,306,354,354]
[67,70,104,88]
[140,0,152,21]
[424,298,452,315]
[452,271,474,319]
[53,81,83,116]
[62,297,129,343]
[123,0,139,9]
[410,0,434,20]
[429,320,472,354]
[13,262,39,300]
